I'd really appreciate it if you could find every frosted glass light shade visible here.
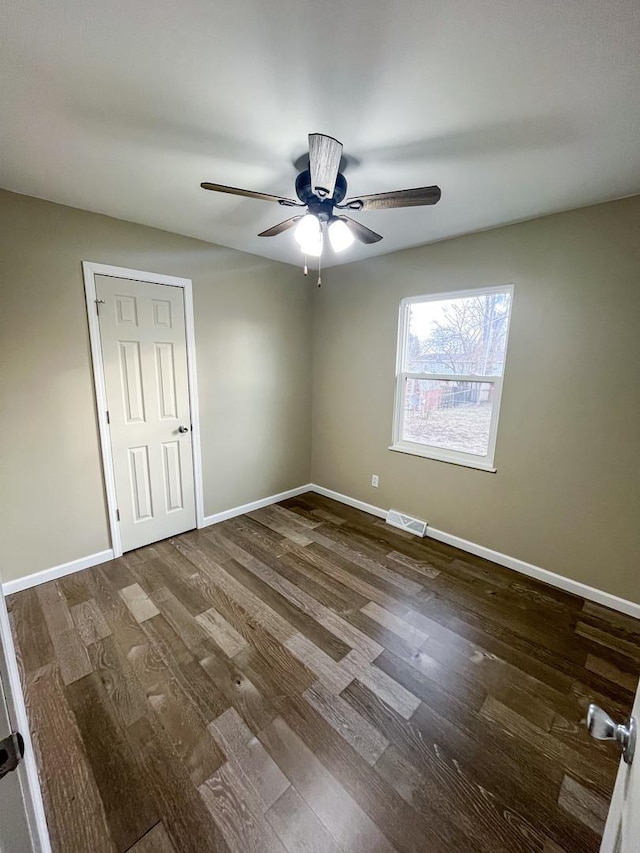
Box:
[300,233,323,256]
[328,218,355,252]
[294,214,323,256]
[294,214,321,245]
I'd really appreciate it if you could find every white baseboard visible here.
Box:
[1,485,313,596]
[200,484,314,528]
[308,484,640,620]
[2,549,114,597]
[5,483,639,621]
[311,485,387,520]
[425,526,640,620]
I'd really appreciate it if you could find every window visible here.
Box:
[391,285,513,471]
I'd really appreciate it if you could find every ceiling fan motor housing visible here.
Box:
[295,170,347,218]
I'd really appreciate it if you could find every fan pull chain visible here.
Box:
[303,256,308,276]
[317,253,322,288]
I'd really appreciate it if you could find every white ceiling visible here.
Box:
[2,0,640,267]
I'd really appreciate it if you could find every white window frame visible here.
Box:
[390,284,514,472]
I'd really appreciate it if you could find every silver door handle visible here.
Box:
[587,704,636,765]
[178,425,190,434]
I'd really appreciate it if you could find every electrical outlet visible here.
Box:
[371,474,379,488]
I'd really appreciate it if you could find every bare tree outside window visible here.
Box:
[406,292,511,375]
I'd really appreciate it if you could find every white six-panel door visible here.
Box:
[600,682,640,852]
[0,653,36,852]
[96,275,196,552]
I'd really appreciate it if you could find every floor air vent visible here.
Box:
[385,509,427,537]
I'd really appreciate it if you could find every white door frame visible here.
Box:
[82,262,205,558]
[0,592,51,851]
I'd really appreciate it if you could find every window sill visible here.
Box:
[388,444,497,473]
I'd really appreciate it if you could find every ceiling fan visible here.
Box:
[201,133,441,257]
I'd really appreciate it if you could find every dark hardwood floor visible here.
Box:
[9,493,640,852]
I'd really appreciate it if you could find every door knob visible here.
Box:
[178,425,190,434]
[587,704,636,765]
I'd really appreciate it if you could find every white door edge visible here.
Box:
[82,262,205,557]
[0,593,51,852]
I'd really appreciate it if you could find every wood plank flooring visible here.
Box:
[9,493,640,853]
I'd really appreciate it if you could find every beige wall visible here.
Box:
[2,187,639,602]
[312,196,640,602]
[0,190,312,583]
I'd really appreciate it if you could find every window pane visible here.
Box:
[402,378,494,456]
[405,291,511,375]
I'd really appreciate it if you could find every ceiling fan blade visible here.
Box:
[258,217,303,237]
[308,133,343,199]
[342,185,441,212]
[338,216,383,244]
[200,182,301,207]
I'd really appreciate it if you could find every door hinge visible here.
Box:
[106,410,110,424]
[0,732,25,781]
[95,298,105,315]
[116,509,120,522]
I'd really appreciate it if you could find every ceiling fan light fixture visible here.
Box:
[328,218,355,253]
[299,232,323,257]
[294,213,321,246]
[294,213,323,256]
[200,133,441,258]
